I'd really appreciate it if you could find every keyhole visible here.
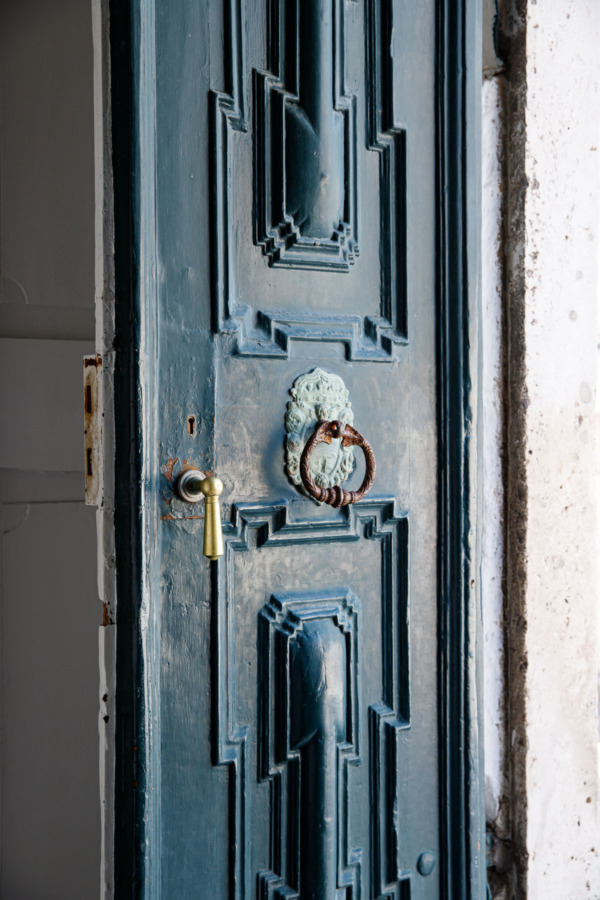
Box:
[187,415,196,436]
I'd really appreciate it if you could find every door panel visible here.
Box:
[211,0,420,357]
[113,0,484,897]
[157,1,436,894]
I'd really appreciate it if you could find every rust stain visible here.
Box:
[83,355,102,506]
[102,602,110,626]
[163,457,178,482]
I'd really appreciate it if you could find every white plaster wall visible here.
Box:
[523,2,600,895]
[481,76,505,827]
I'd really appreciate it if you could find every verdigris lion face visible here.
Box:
[284,368,355,501]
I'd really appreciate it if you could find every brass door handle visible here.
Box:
[175,469,224,560]
[299,420,376,508]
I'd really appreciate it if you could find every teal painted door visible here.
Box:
[110,0,484,897]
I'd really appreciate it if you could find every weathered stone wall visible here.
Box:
[483,2,600,896]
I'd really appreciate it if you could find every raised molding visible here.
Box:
[212,498,409,899]
[210,0,408,360]
[254,0,358,270]
[365,0,407,341]
[258,591,360,897]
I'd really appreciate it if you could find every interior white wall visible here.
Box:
[0,1,100,896]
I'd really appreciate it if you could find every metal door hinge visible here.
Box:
[83,354,103,506]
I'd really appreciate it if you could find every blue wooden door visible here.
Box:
[110,1,485,897]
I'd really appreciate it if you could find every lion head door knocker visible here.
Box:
[285,369,375,507]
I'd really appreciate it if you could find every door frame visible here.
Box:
[104,0,485,896]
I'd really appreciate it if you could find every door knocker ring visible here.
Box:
[299,420,376,508]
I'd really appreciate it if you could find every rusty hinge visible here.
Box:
[83,354,103,506]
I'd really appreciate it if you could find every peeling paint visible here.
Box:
[83,353,103,506]
[102,601,113,627]
[161,457,178,482]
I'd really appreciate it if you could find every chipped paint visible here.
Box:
[83,354,102,506]
[161,457,178,482]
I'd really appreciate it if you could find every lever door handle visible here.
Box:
[300,420,376,507]
[175,469,224,560]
